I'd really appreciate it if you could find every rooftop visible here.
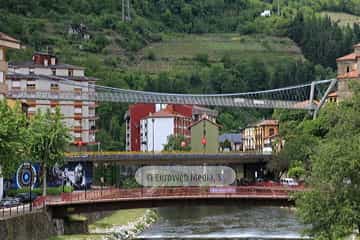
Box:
[9,61,85,70]
[336,53,357,62]
[256,119,279,126]
[0,32,20,44]
[219,133,243,144]
[188,118,221,129]
[0,32,21,49]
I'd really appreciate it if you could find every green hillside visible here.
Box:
[321,11,360,27]
[2,0,360,150]
[135,34,302,74]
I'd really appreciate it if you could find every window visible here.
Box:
[29,68,35,75]
[74,107,82,114]
[269,128,275,136]
[26,83,36,91]
[0,49,3,61]
[51,68,56,76]
[12,81,20,88]
[0,71,4,83]
[51,83,59,91]
[68,69,74,77]
[347,66,350,73]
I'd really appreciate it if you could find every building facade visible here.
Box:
[335,43,360,100]
[189,118,220,154]
[125,103,218,151]
[140,107,192,152]
[7,52,97,147]
[242,119,279,153]
[0,32,20,100]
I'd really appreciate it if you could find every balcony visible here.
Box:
[74,113,82,120]
[73,126,82,132]
[0,84,6,94]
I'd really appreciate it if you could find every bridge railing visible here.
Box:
[44,186,304,205]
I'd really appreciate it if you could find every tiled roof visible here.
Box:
[0,32,20,43]
[188,118,221,129]
[6,73,97,82]
[144,109,187,119]
[9,61,85,70]
[336,53,357,62]
[337,70,360,79]
[256,119,279,126]
[328,92,338,97]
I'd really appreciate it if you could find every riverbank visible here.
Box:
[50,209,158,240]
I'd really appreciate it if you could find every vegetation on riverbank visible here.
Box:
[49,209,158,240]
[274,82,360,239]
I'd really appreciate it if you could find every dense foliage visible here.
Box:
[27,108,71,195]
[1,0,359,150]
[0,101,27,178]
[288,12,360,69]
[273,82,360,238]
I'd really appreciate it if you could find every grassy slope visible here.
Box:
[321,11,360,27]
[134,33,303,74]
[48,209,147,240]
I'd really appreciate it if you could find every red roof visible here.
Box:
[328,92,338,97]
[336,53,357,62]
[256,119,279,126]
[0,32,19,43]
[337,70,360,79]
[188,118,221,129]
[143,109,187,119]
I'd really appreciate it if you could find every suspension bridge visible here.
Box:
[6,73,337,117]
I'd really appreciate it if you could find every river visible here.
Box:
[137,205,308,240]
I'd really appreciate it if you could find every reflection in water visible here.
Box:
[137,205,308,239]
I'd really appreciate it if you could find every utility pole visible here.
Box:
[277,0,280,16]
[127,0,131,21]
[122,0,125,22]
[122,0,131,22]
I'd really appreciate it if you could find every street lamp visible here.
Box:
[152,118,155,153]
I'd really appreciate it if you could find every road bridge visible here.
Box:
[65,152,273,165]
[43,187,304,218]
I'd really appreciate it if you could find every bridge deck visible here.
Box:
[66,152,273,165]
[44,187,304,217]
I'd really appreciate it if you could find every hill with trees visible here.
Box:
[1,0,360,149]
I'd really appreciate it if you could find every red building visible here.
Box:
[124,103,217,151]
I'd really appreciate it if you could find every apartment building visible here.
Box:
[140,107,192,152]
[124,103,218,151]
[242,119,279,153]
[0,32,20,100]
[7,52,97,146]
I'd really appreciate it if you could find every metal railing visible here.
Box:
[0,196,46,219]
[46,186,304,205]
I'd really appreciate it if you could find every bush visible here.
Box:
[7,185,73,196]
[194,53,209,65]
[146,50,156,61]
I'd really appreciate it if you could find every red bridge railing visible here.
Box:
[43,186,304,205]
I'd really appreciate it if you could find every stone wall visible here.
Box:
[0,211,56,240]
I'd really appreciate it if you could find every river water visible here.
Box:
[137,205,308,240]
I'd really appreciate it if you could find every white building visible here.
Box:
[7,52,97,147]
[140,109,191,152]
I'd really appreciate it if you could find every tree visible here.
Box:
[295,82,360,239]
[163,135,190,152]
[0,101,27,178]
[28,108,70,196]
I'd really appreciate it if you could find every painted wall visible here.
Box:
[190,120,219,153]
[140,117,174,152]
